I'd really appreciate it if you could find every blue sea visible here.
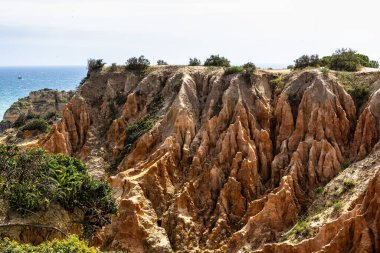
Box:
[0,66,87,120]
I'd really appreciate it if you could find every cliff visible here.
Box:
[39,66,380,252]
[1,88,74,130]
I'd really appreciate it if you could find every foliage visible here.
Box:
[369,60,379,68]
[287,65,294,70]
[157,60,168,65]
[126,56,150,71]
[189,58,201,66]
[125,95,164,147]
[314,187,324,194]
[337,72,370,107]
[108,95,164,175]
[87,59,105,72]
[293,49,378,72]
[224,66,244,75]
[204,54,230,67]
[327,49,361,72]
[125,115,155,146]
[343,180,355,189]
[110,63,118,71]
[44,111,61,122]
[242,62,256,72]
[0,235,98,253]
[285,216,316,240]
[0,145,116,222]
[19,118,50,133]
[294,54,320,69]
[13,113,36,128]
[321,67,329,75]
[333,201,343,211]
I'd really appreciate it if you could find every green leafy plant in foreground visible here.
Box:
[0,145,116,236]
[0,235,98,253]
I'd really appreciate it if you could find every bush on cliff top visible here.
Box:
[87,59,105,72]
[293,49,379,72]
[157,59,168,65]
[189,58,201,66]
[126,55,150,71]
[204,54,230,67]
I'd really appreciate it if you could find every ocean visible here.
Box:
[0,66,87,120]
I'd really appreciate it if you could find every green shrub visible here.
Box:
[327,49,361,72]
[204,54,230,67]
[294,54,320,69]
[337,72,370,107]
[314,187,324,194]
[0,145,116,235]
[333,201,343,211]
[110,63,118,71]
[242,62,256,72]
[44,111,61,122]
[225,66,244,75]
[125,115,155,146]
[157,60,168,65]
[343,180,355,189]
[19,118,49,133]
[0,235,98,253]
[87,59,105,71]
[126,55,150,71]
[189,58,201,66]
[321,67,329,75]
[287,65,294,70]
[369,60,379,68]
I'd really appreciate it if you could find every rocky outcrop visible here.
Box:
[351,89,380,161]
[254,168,380,253]
[39,67,380,252]
[0,201,83,245]
[0,89,74,130]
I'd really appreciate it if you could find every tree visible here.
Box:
[328,48,361,72]
[242,62,256,72]
[87,59,105,71]
[189,58,201,66]
[294,54,320,69]
[204,55,230,67]
[126,56,150,71]
[157,60,168,65]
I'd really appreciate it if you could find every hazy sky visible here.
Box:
[0,0,379,67]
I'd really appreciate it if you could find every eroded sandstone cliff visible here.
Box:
[39,66,380,252]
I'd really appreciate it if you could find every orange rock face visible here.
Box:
[39,67,380,252]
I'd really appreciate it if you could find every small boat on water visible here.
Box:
[18,75,22,80]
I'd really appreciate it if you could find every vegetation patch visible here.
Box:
[285,216,317,241]
[126,55,150,71]
[337,72,371,108]
[189,58,201,66]
[204,54,230,67]
[87,59,105,72]
[19,118,50,133]
[332,201,343,211]
[292,48,378,72]
[314,187,324,194]
[157,60,168,65]
[224,66,244,75]
[0,235,98,253]
[108,95,164,175]
[0,145,116,236]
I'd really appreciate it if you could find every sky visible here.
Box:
[0,0,379,67]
